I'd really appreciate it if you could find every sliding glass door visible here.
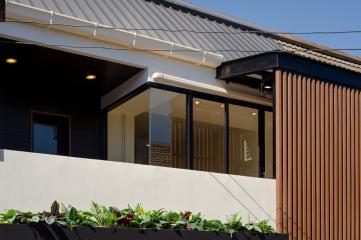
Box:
[107,85,274,178]
[193,98,225,173]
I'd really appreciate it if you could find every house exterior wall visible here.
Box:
[275,70,361,240]
[0,71,105,160]
[0,149,276,226]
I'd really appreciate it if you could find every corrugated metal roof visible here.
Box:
[9,0,282,61]
[278,40,361,74]
[8,0,361,73]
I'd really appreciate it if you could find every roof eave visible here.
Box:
[217,52,361,89]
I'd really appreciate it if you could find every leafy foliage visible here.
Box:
[0,201,275,235]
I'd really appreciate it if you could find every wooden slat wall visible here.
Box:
[275,70,361,240]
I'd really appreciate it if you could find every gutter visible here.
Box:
[151,72,273,106]
[5,1,223,68]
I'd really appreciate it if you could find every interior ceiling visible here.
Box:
[0,38,142,95]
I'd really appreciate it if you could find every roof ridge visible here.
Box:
[150,0,277,35]
[155,0,361,65]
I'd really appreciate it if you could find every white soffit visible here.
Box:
[5,1,224,68]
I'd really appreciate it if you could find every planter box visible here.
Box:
[0,224,288,240]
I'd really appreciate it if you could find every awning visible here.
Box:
[217,52,361,90]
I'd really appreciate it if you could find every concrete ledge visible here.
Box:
[0,149,276,226]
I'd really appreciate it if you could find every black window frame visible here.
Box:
[107,82,274,178]
[31,111,71,156]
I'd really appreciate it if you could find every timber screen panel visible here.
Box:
[275,70,361,240]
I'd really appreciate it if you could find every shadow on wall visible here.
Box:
[0,150,4,162]
[209,172,275,225]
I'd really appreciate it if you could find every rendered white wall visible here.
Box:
[0,149,276,227]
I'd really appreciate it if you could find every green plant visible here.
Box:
[224,214,242,235]
[90,202,117,228]
[0,201,275,235]
[244,220,275,234]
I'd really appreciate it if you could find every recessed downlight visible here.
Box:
[85,74,96,80]
[264,85,272,89]
[5,58,17,64]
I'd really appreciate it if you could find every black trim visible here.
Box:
[272,80,276,179]
[224,102,229,174]
[149,82,272,111]
[258,110,265,178]
[217,52,361,90]
[106,84,150,111]
[101,111,108,160]
[186,94,193,170]
[0,0,4,22]
[0,224,288,240]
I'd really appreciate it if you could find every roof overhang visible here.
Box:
[217,52,361,89]
[5,1,223,68]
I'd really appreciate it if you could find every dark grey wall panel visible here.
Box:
[0,77,105,159]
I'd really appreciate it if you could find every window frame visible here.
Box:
[107,82,274,178]
[31,111,71,156]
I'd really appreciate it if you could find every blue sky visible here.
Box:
[186,0,361,57]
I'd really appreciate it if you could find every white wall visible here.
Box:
[0,149,276,226]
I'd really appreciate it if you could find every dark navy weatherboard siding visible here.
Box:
[0,77,105,159]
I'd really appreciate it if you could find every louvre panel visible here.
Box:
[275,70,361,240]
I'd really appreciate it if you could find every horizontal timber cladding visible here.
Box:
[275,70,361,240]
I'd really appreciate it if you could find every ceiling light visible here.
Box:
[5,58,17,64]
[252,112,257,116]
[264,85,272,89]
[195,101,200,105]
[85,74,96,80]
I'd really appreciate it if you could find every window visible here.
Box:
[32,112,70,155]
[107,85,274,179]
[193,98,225,173]
[108,90,149,164]
[107,89,187,168]
[149,88,187,168]
[229,105,259,177]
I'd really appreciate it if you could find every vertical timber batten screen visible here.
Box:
[275,69,361,240]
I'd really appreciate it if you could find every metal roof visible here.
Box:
[9,0,282,61]
[8,0,361,72]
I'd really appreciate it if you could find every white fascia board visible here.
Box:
[6,1,224,68]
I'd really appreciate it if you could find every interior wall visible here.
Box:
[275,70,361,240]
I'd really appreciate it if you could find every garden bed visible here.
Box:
[0,201,288,240]
[0,224,287,240]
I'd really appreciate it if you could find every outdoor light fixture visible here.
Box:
[5,58,17,64]
[195,101,200,105]
[220,104,224,108]
[85,74,96,80]
[252,112,257,116]
[264,85,272,89]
